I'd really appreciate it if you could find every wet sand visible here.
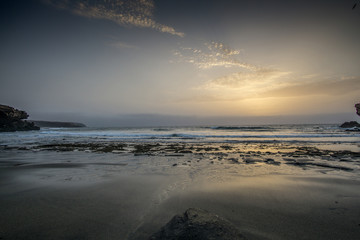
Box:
[135,175,360,240]
[0,143,360,239]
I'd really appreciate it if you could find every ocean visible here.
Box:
[1,124,359,151]
[1,124,360,239]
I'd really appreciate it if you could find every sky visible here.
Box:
[1,0,360,126]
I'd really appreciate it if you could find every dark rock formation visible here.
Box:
[31,120,86,128]
[0,104,40,132]
[340,121,360,128]
[149,208,247,240]
[339,103,360,130]
[356,103,360,117]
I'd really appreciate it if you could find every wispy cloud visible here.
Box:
[207,69,290,89]
[189,75,360,103]
[42,0,184,37]
[174,41,358,112]
[174,42,256,70]
[174,41,291,99]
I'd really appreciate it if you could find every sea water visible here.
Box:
[1,124,360,240]
[1,124,359,151]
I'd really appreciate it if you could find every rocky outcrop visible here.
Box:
[340,103,360,130]
[0,104,40,132]
[149,208,247,240]
[31,121,86,128]
[340,121,360,128]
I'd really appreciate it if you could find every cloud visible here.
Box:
[262,76,360,98]
[174,41,292,100]
[189,69,290,101]
[174,76,360,120]
[107,41,137,49]
[202,73,360,101]
[174,41,257,70]
[42,0,184,37]
[173,41,290,90]
[173,41,357,107]
[207,68,290,89]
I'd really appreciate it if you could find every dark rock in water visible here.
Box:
[340,103,360,129]
[149,208,247,240]
[228,157,239,164]
[0,104,40,132]
[345,128,360,132]
[243,158,261,164]
[30,120,86,128]
[340,121,360,128]
[265,158,281,165]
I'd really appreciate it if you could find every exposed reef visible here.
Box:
[0,104,40,132]
[6,142,358,172]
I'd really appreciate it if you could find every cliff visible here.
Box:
[0,104,40,132]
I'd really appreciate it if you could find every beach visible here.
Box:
[0,125,360,239]
[2,0,360,238]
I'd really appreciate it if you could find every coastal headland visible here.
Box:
[0,104,39,132]
[0,104,86,132]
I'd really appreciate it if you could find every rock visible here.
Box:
[243,158,262,164]
[339,103,360,129]
[264,158,281,165]
[340,121,360,128]
[178,150,193,153]
[149,208,247,240]
[227,158,239,164]
[0,104,40,132]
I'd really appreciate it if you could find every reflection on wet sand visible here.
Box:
[0,141,359,239]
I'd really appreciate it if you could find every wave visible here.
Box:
[33,129,359,139]
[223,139,360,144]
[153,128,172,131]
[1,125,359,147]
[165,134,357,139]
[210,126,274,131]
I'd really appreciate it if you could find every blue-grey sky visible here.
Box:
[1,0,360,126]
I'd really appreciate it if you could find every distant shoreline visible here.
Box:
[30,120,86,128]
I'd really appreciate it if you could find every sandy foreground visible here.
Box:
[0,143,360,239]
